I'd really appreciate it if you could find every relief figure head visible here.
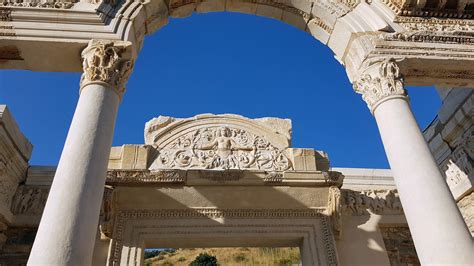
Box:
[218,127,231,137]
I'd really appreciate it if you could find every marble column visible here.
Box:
[28,40,133,266]
[353,59,473,265]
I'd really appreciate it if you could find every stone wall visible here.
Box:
[380,227,420,266]
[424,88,473,235]
[457,191,474,234]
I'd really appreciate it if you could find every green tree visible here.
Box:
[189,253,218,266]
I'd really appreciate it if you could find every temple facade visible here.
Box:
[0,104,472,265]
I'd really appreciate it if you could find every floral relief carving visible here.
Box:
[353,58,407,112]
[150,126,292,171]
[0,0,77,9]
[10,186,49,215]
[80,40,133,97]
[342,189,403,215]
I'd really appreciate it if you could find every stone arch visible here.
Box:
[107,0,395,63]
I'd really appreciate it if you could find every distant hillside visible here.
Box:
[145,247,301,266]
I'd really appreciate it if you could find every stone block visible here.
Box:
[437,88,472,124]
[196,0,225,13]
[281,9,308,31]
[440,106,471,145]
[422,119,440,142]
[255,4,283,20]
[457,191,474,236]
[0,106,32,161]
[291,148,319,171]
[315,150,330,171]
[143,0,169,34]
[169,1,195,18]
[25,166,55,186]
[428,133,452,164]
[108,145,151,170]
[307,18,331,44]
[226,0,257,15]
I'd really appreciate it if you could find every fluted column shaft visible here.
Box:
[28,40,133,266]
[353,59,473,265]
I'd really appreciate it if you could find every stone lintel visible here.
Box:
[105,169,341,187]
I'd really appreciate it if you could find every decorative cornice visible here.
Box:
[106,169,185,185]
[117,208,327,219]
[353,58,407,113]
[80,40,134,98]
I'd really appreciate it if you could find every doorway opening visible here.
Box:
[144,247,301,266]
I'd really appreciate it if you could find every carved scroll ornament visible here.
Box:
[80,40,133,97]
[150,126,292,171]
[353,59,407,113]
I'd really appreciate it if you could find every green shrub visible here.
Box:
[160,261,174,266]
[189,253,218,266]
[278,258,292,266]
[144,250,161,259]
[178,257,186,262]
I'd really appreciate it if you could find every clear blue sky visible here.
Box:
[0,12,441,168]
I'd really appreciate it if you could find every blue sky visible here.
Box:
[0,12,441,168]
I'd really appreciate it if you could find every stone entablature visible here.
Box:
[2,0,474,90]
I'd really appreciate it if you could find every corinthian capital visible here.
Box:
[353,58,407,113]
[80,40,134,97]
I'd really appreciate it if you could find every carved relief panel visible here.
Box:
[145,114,294,171]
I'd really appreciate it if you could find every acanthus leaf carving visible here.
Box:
[353,58,407,113]
[150,126,293,171]
[80,40,134,98]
